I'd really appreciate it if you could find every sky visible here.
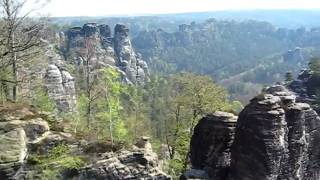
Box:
[42,0,320,17]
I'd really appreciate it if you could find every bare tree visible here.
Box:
[77,37,99,128]
[0,0,48,101]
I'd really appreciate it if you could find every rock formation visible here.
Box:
[289,69,320,113]
[184,85,320,180]
[44,47,77,113]
[0,105,56,179]
[183,112,237,180]
[283,47,305,63]
[0,104,170,180]
[228,85,320,180]
[79,141,170,179]
[60,23,149,84]
[114,24,150,84]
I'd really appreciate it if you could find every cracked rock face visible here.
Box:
[0,106,49,179]
[228,85,320,180]
[43,44,77,113]
[44,63,76,113]
[114,24,150,84]
[188,111,237,180]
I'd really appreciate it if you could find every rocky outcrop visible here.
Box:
[44,49,76,113]
[228,85,320,180]
[79,151,170,179]
[185,85,320,180]
[61,23,149,84]
[0,105,50,179]
[0,105,170,180]
[114,24,150,84]
[76,136,170,179]
[288,69,320,113]
[184,112,237,180]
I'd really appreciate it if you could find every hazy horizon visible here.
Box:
[43,0,320,17]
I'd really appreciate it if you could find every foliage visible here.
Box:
[0,0,47,102]
[133,20,320,102]
[74,67,129,145]
[156,73,238,175]
[27,144,85,180]
[31,89,56,112]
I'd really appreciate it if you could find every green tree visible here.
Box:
[95,67,128,146]
[165,73,231,173]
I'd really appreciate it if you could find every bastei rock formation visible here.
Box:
[42,23,150,112]
[59,23,150,85]
[184,84,320,180]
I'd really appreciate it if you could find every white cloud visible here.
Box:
[42,0,320,17]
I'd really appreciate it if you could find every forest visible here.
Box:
[1,0,320,179]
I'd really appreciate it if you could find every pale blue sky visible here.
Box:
[43,0,320,17]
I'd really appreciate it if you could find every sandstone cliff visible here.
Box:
[44,47,77,113]
[184,85,320,180]
[59,23,150,85]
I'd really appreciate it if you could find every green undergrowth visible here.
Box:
[27,144,85,180]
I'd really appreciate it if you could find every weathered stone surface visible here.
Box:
[78,137,171,180]
[228,85,320,180]
[114,24,150,84]
[0,105,170,179]
[0,105,50,179]
[61,23,149,84]
[0,128,27,179]
[190,111,237,179]
[184,84,320,180]
[44,48,77,113]
[79,150,170,180]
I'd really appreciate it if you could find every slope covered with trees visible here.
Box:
[132,19,320,102]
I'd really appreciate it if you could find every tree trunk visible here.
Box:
[107,99,114,148]
[12,37,17,102]
[86,58,91,128]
